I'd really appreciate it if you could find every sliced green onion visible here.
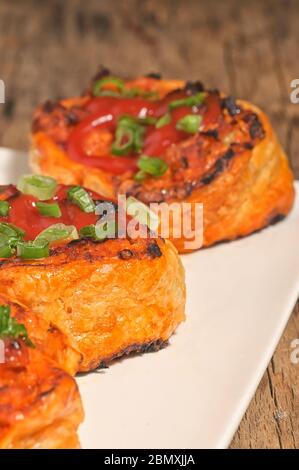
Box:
[96,89,122,97]
[137,155,168,177]
[35,223,78,244]
[111,127,134,156]
[79,225,97,238]
[0,222,25,240]
[67,186,95,213]
[126,196,159,232]
[0,223,24,257]
[0,243,13,258]
[93,77,125,96]
[169,92,205,110]
[80,219,116,240]
[125,89,159,99]
[137,116,157,125]
[112,115,145,156]
[134,170,147,182]
[155,113,171,128]
[133,126,145,153]
[176,114,202,134]
[0,201,9,217]
[0,304,34,347]
[17,175,57,201]
[35,202,61,218]
[17,239,49,260]
[117,116,136,127]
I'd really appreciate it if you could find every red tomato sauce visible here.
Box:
[0,186,100,241]
[66,91,220,175]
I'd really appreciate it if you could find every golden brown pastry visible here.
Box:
[0,297,83,449]
[31,70,295,253]
[0,178,185,372]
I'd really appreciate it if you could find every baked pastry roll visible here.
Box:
[0,177,185,371]
[0,297,83,449]
[31,71,295,252]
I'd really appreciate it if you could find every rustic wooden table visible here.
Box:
[0,0,298,449]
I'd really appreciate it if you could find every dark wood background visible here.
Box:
[0,0,298,448]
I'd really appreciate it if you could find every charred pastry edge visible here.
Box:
[0,182,166,264]
[0,238,165,268]
[95,338,168,370]
[200,147,235,186]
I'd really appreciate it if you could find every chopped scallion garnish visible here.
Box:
[17,175,57,201]
[134,170,147,182]
[111,115,145,156]
[0,304,34,347]
[0,201,9,217]
[111,127,135,156]
[0,243,13,258]
[17,239,49,260]
[0,222,25,240]
[93,77,125,96]
[169,92,205,110]
[155,113,171,128]
[67,186,95,213]
[35,223,78,244]
[0,222,25,258]
[36,202,62,218]
[137,155,168,178]
[176,114,202,134]
[137,116,157,125]
[80,219,116,240]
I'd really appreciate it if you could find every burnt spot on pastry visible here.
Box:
[181,156,189,168]
[147,241,162,259]
[243,113,265,140]
[221,96,240,116]
[118,249,134,260]
[200,148,235,186]
[92,65,111,82]
[244,142,254,150]
[65,111,80,125]
[145,72,162,80]
[201,129,219,139]
[268,213,285,226]
[96,338,168,369]
[207,88,220,97]
[249,117,265,140]
[185,80,204,94]
[42,100,58,114]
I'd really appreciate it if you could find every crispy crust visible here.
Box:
[30,80,295,253]
[0,238,186,372]
[0,297,83,449]
[0,294,80,375]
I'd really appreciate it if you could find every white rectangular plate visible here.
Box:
[1,148,298,449]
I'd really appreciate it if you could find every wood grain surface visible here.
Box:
[0,0,298,449]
